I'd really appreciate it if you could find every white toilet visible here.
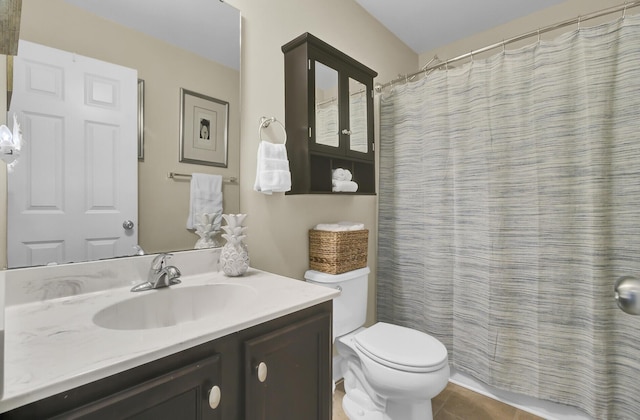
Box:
[305,267,449,420]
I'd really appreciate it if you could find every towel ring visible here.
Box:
[259,117,287,144]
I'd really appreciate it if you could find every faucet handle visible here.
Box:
[167,266,182,286]
[151,253,173,270]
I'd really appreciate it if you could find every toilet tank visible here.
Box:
[304,267,370,339]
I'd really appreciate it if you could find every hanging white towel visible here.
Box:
[186,173,223,229]
[254,141,291,195]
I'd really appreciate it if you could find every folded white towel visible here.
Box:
[315,221,365,231]
[332,180,358,193]
[187,173,223,229]
[332,168,352,181]
[254,141,291,195]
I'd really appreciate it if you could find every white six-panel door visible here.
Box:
[8,40,138,268]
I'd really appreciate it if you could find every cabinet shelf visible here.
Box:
[309,154,375,194]
[282,33,378,195]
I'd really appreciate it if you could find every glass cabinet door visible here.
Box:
[347,77,368,154]
[313,61,373,158]
[314,61,340,148]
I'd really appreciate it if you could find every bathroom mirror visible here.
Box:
[3,0,241,268]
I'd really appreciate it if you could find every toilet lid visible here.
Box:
[353,322,448,373]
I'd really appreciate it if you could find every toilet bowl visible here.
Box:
[304,268,450,420]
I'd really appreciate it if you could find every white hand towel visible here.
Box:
[331,168,352,181]
[254,141,291,195]
[332,180,358,193]
[315,221,365,231]
[186,173,223,229]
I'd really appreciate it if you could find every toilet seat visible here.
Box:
[353,322,448,373]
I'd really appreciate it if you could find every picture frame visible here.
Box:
[179,88,229,167]
[138,79,145,160]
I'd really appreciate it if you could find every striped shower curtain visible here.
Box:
[377,14,640,419]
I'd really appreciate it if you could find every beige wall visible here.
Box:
[225,0,417,325]
[3,0,240,262]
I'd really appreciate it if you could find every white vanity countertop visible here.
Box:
[0,267,339,413]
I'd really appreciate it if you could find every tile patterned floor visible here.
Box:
[333,381,545,420]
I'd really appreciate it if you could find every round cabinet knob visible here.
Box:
[122,220,134,230]
[208,385,221,409]
[257,361,268,383]
[615,276,640,315]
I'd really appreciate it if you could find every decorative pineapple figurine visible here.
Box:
[219,214,249,276]
[194,212,222,249]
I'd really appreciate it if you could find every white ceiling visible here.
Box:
[63,0,240,70]
[354,0,566,55]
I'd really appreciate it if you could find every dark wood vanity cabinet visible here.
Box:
[2,302,332,420]
[282,32,378,194]
[245,312,331,420]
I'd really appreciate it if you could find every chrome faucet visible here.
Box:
[131,253,182,292]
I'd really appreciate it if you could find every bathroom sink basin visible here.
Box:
[93,283,258,330]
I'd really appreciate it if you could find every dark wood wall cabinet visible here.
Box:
[2,302,332,420]
[282,33,378,194]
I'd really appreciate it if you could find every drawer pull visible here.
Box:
[257,362,268,382]
[208,385,221,409]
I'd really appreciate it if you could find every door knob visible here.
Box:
[122,220,134,230]
[614,276,640,315]
[257,361,268,382]
[208,385,221,409]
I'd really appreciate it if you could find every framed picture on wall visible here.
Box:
[138,79,145,160]
[179,88,229,167]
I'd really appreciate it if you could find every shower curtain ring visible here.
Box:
[537,29,541,44]
[623,2,628,18]
[502,40,506,53]
[577,16,581,29]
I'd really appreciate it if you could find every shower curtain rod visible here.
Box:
[316,88,367,106]
[375,1,640,92]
